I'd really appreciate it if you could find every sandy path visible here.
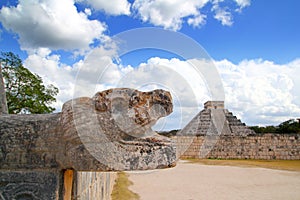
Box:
[128,161,300,200]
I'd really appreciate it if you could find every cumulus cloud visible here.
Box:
[211,0,251,26]
[216,59,300,126]
[0,0,252,52]
[23,47,300,129]
[212,4,233,26]
[132,0,209,31]
[24,45,127,111]
[0,0,107,51]
[24,48,211,130]
[234,0,251,11]
[24,48,76,110]
[132,0,251,30]
[116,57,212,130]
[78,0,131,15]
[4,0,296,130]
[72,45,126,98]
[187,13,207,28]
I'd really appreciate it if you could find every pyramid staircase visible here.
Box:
[180,101,255,136]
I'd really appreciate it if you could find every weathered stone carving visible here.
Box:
[0,88,176,199]
[93,88,173,138]
[0,171,59,200]
[0,88,176,172]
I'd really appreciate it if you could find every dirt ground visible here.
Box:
[128,160,300,200]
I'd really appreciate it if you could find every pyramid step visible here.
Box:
[180,101,255,136]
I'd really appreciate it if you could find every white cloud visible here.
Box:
[132,0,251,30]
[234,0,251,10]
[187,13,207,28]
[214,9,233,26]
[0,0,107,51]
[23,45,127,111]
[212,5,233,26]
[0,0,252,53]
[216,59,300,126]
[132,0,209,31]
[78,0,131,15]
[115,57,212,130]
[5,0,296,130]
[24,49,209,130]
[24,48,76,110]
[72,45,126,98]
[23,48,300,129]
[211,0,251,25]
[84,8,92,16]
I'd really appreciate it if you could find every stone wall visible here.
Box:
[74,172,116,200]
[176,134,300,160]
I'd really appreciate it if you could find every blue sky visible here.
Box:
[0,0,299,129]
[183,0,300,64]
[1,0,299,64]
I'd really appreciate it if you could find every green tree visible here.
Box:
[249,125,277,134]
[250,119,300,134]
[0,52,59,114]
[277,119,300,134]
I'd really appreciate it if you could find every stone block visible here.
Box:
[0,171,61,200]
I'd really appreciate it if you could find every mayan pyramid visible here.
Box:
[180,101,255,136]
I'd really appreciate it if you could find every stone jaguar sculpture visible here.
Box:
[93,88,173,138]
[0,88,176,172]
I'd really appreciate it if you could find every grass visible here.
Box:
[111,172,140,200]
[184,158,300,172]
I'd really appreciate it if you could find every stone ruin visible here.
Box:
[176,101,300,160]
[181,101,255,136]
[0,88,176,199]
[3,87,297,199]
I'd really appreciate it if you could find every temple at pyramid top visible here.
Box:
[204,101,225,109]
[180,101,255,136]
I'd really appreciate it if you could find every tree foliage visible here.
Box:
[0,52,58,114]
[250,119,300,134]
[277,119,300,133]
[249,125,277,134]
